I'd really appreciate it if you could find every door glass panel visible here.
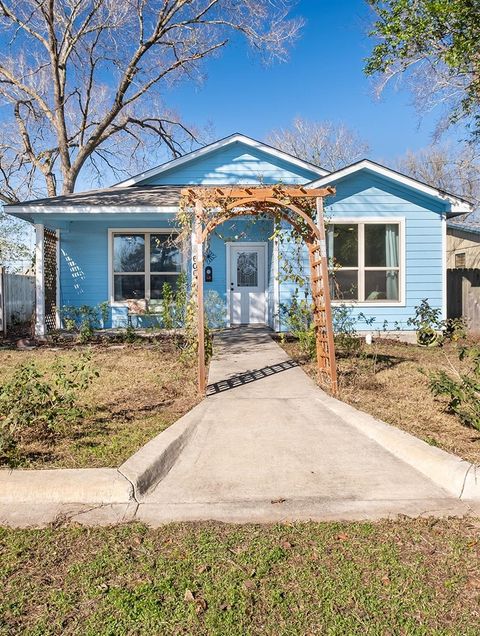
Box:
[236,252,258,287]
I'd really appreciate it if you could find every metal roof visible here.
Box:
[447,213,480,235]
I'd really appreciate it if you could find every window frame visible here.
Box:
[454,252,466,268]
[328,218,406,307]
[108,228,183,305]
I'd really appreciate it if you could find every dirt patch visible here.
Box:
[0,339,200,469]
[281,337,480,466]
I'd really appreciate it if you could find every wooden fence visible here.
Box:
[447,268,480,334]
[0,267,35,334]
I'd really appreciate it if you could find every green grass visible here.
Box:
[1,519,479,635]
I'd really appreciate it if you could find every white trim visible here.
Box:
[114,133,328,187]
[441,213,447,321]
[107,227,181,306]
[55,229,61,329]
[308,159,473,214]
[328,217,406,307]
[8,205,178,216]
[226,241,268,326]
[35,224,46,337]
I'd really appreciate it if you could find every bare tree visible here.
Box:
[394,143,480,210]
[0,0,302,203]
[267,118,370,172]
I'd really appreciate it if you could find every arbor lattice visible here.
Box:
[179,185,338,396]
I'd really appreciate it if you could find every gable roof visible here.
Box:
[308,159,473,215]
[114,133,328,187]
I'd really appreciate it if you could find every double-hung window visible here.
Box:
[112,231,181,302]
[327,222,401,303]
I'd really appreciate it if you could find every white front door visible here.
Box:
[228,243,267,325]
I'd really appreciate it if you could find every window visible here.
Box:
[327,222,401,302]
[112,231,181,302]
[455,252,466,268]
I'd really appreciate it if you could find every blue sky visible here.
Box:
[166,0,460,164]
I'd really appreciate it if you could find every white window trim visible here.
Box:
[107,228,183,306]
[328,217,406,307]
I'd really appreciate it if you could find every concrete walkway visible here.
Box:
[137,327,477,524]
[2,327,478,527]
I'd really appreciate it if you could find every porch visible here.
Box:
[32,214,280,336]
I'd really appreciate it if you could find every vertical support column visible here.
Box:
[0,266,5,335]
[55,229,61,329]
[316,197,338,395]
[195,200,206,395]
[34,223,46,338]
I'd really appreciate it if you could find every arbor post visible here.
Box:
[195,201,206,394]
[316,197,338,395]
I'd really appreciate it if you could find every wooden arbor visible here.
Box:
[179,185,338,396]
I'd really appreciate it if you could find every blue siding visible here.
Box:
[279,171,447,331]
[141,142,319,185]
[57,216,176,328]
[32,154,448,333]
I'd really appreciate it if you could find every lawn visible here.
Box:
[281,337,480,466]
[0,338,199,469]
[0,518,478,635]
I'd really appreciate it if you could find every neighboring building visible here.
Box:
[447,215,480,269]
[5,133,472,336]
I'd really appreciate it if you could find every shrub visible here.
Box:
[281,291,316,358]
[159,272,188,331]
[0,353,98,466]
[429,345,480,430]
[332,304,363,355]
[61,302,109,343]
[407,299,443,347]
[443,317,468,343]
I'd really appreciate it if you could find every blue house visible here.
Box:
[6,133,472,336]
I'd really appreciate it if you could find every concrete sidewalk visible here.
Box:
[138,327,478,523]
[2,327,479,527]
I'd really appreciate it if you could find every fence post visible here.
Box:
[0,266,5,335]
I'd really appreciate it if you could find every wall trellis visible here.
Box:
[44,228,58,332]
[179,185,338,396]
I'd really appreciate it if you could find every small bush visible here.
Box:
[0,353,98,466]
[281,291,316,358]
[407,299,443,347]
[61,302,109,343]
[429,345,480,431]
[332,304,363,355]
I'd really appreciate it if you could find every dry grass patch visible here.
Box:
[0,339,199,469]
[281,338,480,465]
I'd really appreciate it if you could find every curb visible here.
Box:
[119,400,209,499]
[315,391,480,501]
[0,402,207,505]
[0,468,133,504]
